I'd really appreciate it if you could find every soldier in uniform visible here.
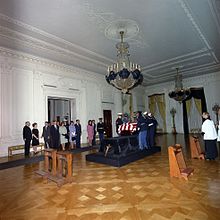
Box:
[136,111,148,150]
[147,113,158,147]
[116,113,123,134]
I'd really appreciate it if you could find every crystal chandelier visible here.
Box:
[105,31,143,94]
[168,68,191,103]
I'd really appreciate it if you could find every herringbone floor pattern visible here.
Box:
[0,134,220,220]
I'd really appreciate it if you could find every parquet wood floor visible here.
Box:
[0,134,220,220]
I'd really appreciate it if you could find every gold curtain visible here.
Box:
[149,94,166,132]
[186,99,192,116]
[155,95,166,132]
[148,96,156,115]
[194,98,202,115]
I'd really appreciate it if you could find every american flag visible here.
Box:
[118,122,137,134]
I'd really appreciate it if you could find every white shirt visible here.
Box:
[202,119,217,140]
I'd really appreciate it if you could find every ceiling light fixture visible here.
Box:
[168,68,191,103]
[105,31,143,94]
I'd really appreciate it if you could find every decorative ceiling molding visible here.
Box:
[105,19,139,40]
[0,1,219,86]
[141,0,219,85]
[81,1,147,48]
[142,48,208,72]
[178,0,212,50]
[144,54,213,79]
[0,46,104,83]
[0,12,113,64]
[0,57,12,75]
[183,70,220,85]
[0,26,110,69]
[207,0,220,36]
[145,63,220,85]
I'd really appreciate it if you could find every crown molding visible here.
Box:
[207,0,220,36]
[0,13,113,64]
[0,25,111,70]
[142,0,217,75]
[144,60,215,80]
[142,49,212,76]
[178,0,212,50]
[0,57,13,75]
[0,46,105,83]
[145,70,220,92]
[142,48,209,71]
[145,63,220,85]
[183,70,220,87]
[178,0,219,64]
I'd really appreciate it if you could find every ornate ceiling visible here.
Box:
[0,0,219,85]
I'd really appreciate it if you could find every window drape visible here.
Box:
[182,88,207,134]
[148,94,166,132]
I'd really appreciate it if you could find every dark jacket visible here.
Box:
[42,126,50,141]
[75,123,82,136]
[50,125,60,148]
[97,122,105,134]
[23,125,32,141]
[137,115,147,131]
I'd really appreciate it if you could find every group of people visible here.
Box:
[22,108,220,159]
[23,117,107,157]
[23,121,40,156]
[136,111,158,150]
[115,111,158,150]
[22,119,82,157]
[201,110,220,160]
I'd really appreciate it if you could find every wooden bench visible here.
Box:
[8,143,44,157]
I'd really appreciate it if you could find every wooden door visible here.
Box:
[103,110,112,138]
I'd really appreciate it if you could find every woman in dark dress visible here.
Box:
[32,123,39,154]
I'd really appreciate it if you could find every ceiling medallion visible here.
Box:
[168,68,191,103]
[105,19,139,41]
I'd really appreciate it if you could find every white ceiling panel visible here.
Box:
[0,0,219,85]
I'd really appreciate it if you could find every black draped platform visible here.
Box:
[86,135,161,167]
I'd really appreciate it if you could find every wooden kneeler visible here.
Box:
[168,144,194,180]
[189,136,205,159]
[36,150,73,187]
[35,148,57,179]
[55,151,73,186]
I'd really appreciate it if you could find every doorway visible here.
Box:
[103,110,112,138]
[48,97,76,123]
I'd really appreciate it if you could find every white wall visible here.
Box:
[145,72,220,133]
[0,48,146,156]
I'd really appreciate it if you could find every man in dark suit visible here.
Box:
[97,118,105,141]
[23,121,32,157]
[92,119,96,146]
[50,120,60,149]
[75,119,82,148]
[41,121,50,148]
